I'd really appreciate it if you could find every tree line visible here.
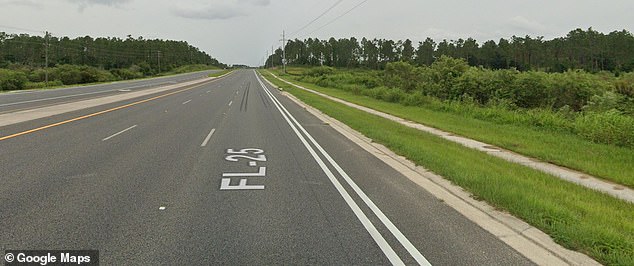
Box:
[0,32,226,72]
[267,28,634,73]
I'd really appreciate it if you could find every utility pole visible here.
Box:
[44,31,50,85]
[279,31,287,73]
[157,50,161,73]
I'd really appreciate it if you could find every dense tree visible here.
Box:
[415,38,435,66]
[267,28,634,73]
[0,32,225,72]
[401,39,414,63]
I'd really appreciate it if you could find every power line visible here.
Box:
[299,0,370,39]
[288,0,344,38]
[263,0,369,67]
[0,24,45,34]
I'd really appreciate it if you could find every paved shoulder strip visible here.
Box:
[255,70,431,266]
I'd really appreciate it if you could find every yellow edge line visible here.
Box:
[0,80,213,142]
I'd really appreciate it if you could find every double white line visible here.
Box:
[254,71,431,266]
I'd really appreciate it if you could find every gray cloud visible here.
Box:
[171,5,245,20]
[237,0,270,6]
[508,16,549,35]
[2,0,42,9]
[68,0,132,10]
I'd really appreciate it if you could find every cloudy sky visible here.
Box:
[1,0,633,66]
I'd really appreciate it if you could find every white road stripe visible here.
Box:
[182,99,192,105]
[254,71,407,266]
[0,82,175,108]
[0,90,115,107]
[277,90,432,265]
[201,128,216,147]
[102,125,137,141]
[228,100,233,106]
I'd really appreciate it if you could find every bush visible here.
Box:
[305,66,335,77]
[549,70,608,111]
[55,65,82,85]
[111,68,143,80]
[427,56,469,99]
[53,65,115,85]
[512,71,551,108]
[453,67,516,104]
[614,73,634,97]
[583,91,624,112]
[0,69,28,90]
[383,61,420,92]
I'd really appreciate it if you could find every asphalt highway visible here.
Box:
[0,70,533,265]
[0,69,219,115]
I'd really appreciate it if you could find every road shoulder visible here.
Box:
[260,72,599,266]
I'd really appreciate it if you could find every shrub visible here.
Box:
[111,68,143,80]
[402,91,430,106]
[549,70,608,111]
[55,65,82,85]
[512,71,551,108]
[427,56,469,99]
[53,65,115,85]
[453,67,515,104]
[383,61,420,92]
[0,69,28,90]
[614,72,634,98]
[583,91,624,112]
[305,66,335,77]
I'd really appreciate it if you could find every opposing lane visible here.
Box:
[0,69,220,114]
[0,70,532,265]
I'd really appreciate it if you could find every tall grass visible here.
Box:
[289,63,634,148]
[270,67,634,188]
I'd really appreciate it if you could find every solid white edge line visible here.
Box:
[201,128,216,147]
[102,125,138,141]
[259,71,431,265]
[0,89,117,107]
[254,71,405,266]
[278,94,432,265]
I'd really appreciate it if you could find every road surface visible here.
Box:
[0,70,533,265]
[0,70,220,115]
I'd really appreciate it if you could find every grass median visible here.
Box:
[260,70,634,265]
[267,69,634,189]
[208,69,233,78]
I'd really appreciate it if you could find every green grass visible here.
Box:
[267,69,634,189]
[165,64,219,75]
[259,70,634,265]
[0,65,220,93]
[208,69,232,78]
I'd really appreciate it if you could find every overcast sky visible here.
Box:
[1,0,633,66]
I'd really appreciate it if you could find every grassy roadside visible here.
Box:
[259,70,634,265]
[0,66,221,94]
[208,69,233,78]
[268,69,634,188]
